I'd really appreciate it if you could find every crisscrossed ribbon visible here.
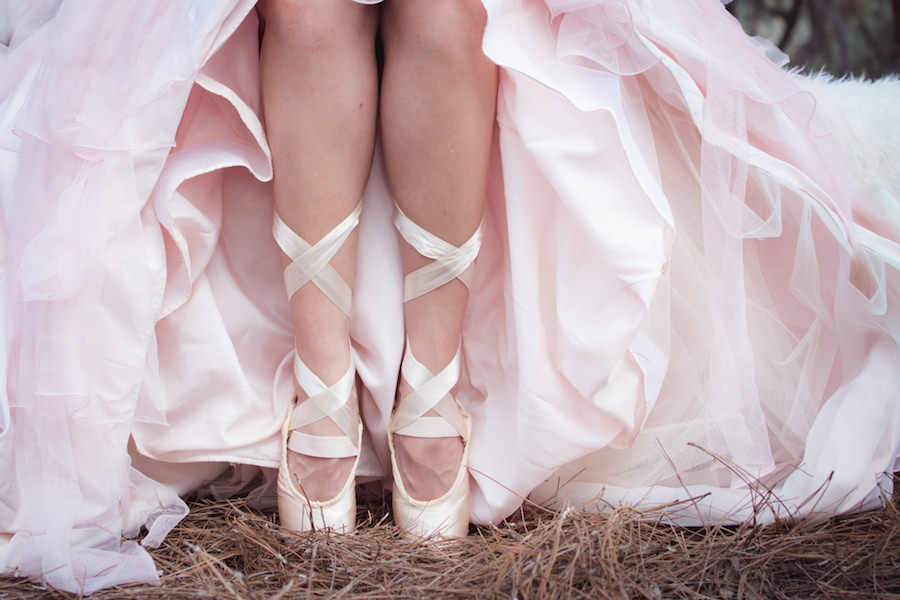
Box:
[393,206,483,302]
[288,357,359,458]
[273,202,362,315]
[273,204,363,458]
[391,205,482,440]
[392,345,468,440]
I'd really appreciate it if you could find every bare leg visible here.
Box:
[260,0,379,501]
[380,0,498,500]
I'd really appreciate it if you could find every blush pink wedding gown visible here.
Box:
[1,0,899,593]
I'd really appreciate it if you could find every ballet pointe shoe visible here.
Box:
[277,363,361,533]
[389,205,483,540]
[272,204,363,533]
[389,346,472,540]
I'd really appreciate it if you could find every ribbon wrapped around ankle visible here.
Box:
[391,344,468,440]
[287,357,359,458]
[392,206,483,302]
[273,202,363,316]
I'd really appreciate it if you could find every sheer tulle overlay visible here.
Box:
[2,0,899,593]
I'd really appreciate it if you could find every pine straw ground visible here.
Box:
[3,476,900,599]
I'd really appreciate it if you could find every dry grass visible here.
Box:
[3,477,899,599]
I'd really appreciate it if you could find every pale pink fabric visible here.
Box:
[1,0,899,593]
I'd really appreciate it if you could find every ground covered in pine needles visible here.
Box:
[3,477,899,599]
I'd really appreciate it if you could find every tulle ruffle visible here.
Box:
[479,0,900,521]
[0,0,258,593]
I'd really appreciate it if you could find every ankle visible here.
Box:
[293,341,352,387]
[402,337,461,376]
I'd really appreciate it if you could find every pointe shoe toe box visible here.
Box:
[277,456,357,533]
[392,464,470,540]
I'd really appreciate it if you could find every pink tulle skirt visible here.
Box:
[1,0,899,593]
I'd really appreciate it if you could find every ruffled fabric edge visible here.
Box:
[0,1,259,593]
[478,0,900,523]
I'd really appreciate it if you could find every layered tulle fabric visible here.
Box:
[2,0,899,593]
[0,1,263,592]
[481,0,900,524]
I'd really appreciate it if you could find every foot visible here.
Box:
[393,381,464,501]
[287,386,359,501]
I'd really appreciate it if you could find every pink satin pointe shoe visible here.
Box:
[277,359,361,533]
[272,204,363,533]
[390,345,472,540]
[389,205,483,540]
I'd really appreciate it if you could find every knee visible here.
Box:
[261,0,367,52]
[388,1,488,68]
